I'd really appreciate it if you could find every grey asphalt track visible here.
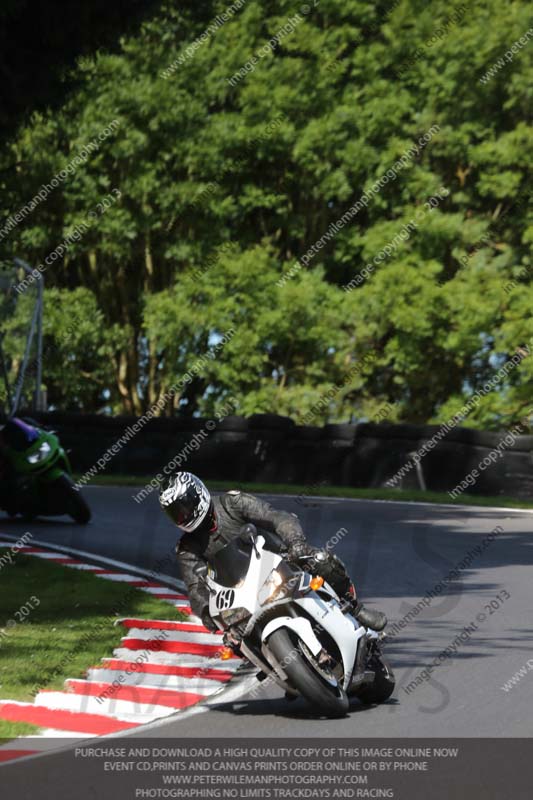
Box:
[3,486,533,737]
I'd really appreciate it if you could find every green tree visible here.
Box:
[0,0,531,427]
[0,287,123,411]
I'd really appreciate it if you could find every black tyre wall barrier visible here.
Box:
[246,414,295,483]
[22,411,533,499]
[283,426,322,485]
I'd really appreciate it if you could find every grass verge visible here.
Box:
[77,474,533,510]
[0,553,186,741]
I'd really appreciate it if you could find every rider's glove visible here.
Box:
[201,608,219,633]
[288,541,323,566]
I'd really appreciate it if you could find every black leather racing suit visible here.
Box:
[176,490,352,623]
[0,439,16,514]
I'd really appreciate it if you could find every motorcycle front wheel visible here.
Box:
[267,628,349,718]
[56,474,92,524]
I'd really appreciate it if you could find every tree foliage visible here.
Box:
[0,0,531,427]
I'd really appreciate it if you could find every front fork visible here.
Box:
[223,630,246,659]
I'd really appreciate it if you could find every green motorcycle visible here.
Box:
[0,417,91,524]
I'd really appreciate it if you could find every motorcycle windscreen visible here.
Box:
[3,418,39,450]
[209,538,254,587]
[258,529,284,553]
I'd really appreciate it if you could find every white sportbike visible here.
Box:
[197,525,395,717]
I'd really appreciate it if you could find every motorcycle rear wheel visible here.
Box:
[356,654,395,704]
[267,628,349,718]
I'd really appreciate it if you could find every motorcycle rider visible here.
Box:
[0,431,13,512]
[159,471,387,633]
[0,417,38,514]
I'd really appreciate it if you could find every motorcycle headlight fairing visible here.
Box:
[258,562,296,605]
[27,441,52,464]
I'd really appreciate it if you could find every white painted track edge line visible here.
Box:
[0,534,186,591]
[279,494,533,515]
[65,484,533,514]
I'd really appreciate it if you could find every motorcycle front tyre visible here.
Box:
[56,474,92,524]
[267,627,349,718]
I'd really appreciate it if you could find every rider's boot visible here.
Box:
[342,584,387,632]
[355,605,387,632]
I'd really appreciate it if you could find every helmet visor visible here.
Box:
[172,485,203,528]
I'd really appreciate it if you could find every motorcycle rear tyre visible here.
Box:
[356,655,395,704]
